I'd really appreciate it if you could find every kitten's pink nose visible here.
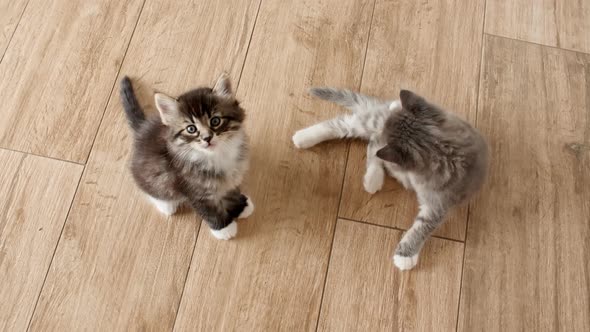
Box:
[203,136,212,143]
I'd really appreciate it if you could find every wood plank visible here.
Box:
[458,35,590,331]
[173,0,374,330]
[318,219,463,331]
[28,0,260,330]
[485,0,590,54]
[0,149,82,331]
[0,0,27,58]
[0,0,144,163]
[338,0,485,241]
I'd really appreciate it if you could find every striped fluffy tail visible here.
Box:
[120,76,145,132]
[308,87,380,113]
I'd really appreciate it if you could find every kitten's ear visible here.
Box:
[376,144,416,169]
[399,90,426,112]
[213,72,233,98]
[155,93,180,126]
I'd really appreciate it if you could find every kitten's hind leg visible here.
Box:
[210,193,253,240]
[393,204,445,270]
[292,114,370,149]
[190,191,248,240]
[364,139,385,194]
[147,196,181,216]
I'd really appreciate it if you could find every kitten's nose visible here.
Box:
[203,136,212,143]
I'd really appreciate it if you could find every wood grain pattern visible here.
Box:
[0,0,143,163]
[485,0,590,54]
[338,0,485,241]
[1,0,588,330]
[0,0,27,58]
[458,35,590,331]
[28,0,260,330]
[318,219,464,332]
[0,149,82,331]
[173,0,374,330]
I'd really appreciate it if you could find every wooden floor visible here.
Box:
[1,0,589,331]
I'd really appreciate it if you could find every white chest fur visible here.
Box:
[186,132,248,195]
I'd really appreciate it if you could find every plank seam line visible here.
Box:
[338,216,465,244]
[25,165,85,332]
[25,1,148,330]
[83,0,148,164]
[170,0,264,329]
[0,146,83,166]
[455,1,488,330]
[314,0,378,330]
[484,32,590,56]
[0,0,31,65]
[235,0,264,92]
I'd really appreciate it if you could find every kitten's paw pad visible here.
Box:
[363,172,384,194]
[393,254,419,270]
[239,196,254,219]
[210,221,237,240]
[292,129,316,149]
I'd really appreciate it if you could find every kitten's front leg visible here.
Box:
[363,139,385,194]
[225,189,254,219]
[239,195,255,219]
[393,204,445,270]
[364,164,384,194]
[189,196,245,240]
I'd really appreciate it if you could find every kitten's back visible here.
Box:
[381,91,488,200]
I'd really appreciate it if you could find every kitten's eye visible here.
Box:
[210,116,221,127]
[186,125,198,134]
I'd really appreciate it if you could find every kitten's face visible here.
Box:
[155,73,244,153]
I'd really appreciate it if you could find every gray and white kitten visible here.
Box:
[293,88,488,270]
[120,73,253,240]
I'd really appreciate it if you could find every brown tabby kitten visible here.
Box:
[293,88,488,270]
[120,73,253,240]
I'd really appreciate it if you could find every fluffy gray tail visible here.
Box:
[120,76,145,132]
[309,87,379,113]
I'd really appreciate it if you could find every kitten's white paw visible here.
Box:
[393,254,419,270]
[239,196,254,219]
[292,128,317,149]
[389,100,401,111]
[363,172,384,194]
[148,196,179,217]
[363,167,384,194]
[210,221,237,240]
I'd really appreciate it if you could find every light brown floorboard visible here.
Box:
[458,35,590,331]
[0,0,28,58]
[0,149,82,331]
[0,0,143,163]
[173,0,374,330]
[28,0,260,330]
[317,219,463,332]
[485,0,590,54]
[338,0,485,241]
